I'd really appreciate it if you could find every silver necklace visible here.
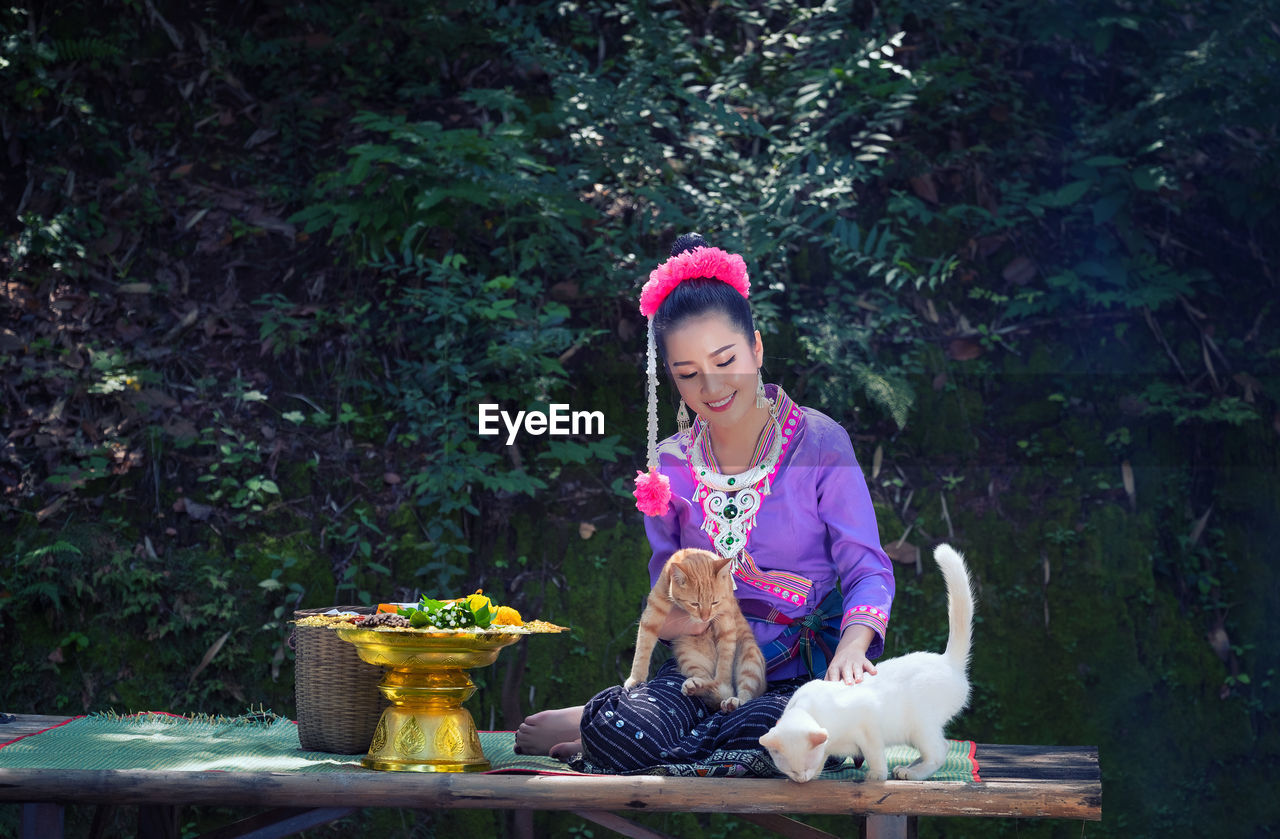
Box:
[689,407,783,560]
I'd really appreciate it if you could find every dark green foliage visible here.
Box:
[0,525,291,714]
[1,0,1277,836]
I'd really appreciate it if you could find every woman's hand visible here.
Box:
[824,624,878,684]
[657,608,710,641]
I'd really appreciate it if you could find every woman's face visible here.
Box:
[662,313,764,430]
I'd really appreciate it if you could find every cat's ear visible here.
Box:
[758,729,780,750]
[668,557,687,586]
[712,557,733,576]
[807,729,829,749]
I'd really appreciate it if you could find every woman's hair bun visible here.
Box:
[670,232,708,257]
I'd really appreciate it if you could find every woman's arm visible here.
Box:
[813,418,896,664]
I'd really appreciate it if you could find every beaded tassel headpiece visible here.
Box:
[632,241,751,516]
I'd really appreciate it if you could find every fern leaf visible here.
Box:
[852,364,916,430]
[52,37,124,63]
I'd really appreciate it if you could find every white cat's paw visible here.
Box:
[719,697,741,713]
[864,767,889,782]
[623,677,641,690]
[894,763,936,781]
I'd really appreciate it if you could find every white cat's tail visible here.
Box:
[934,543,975,672]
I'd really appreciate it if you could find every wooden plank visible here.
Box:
[1,716,1100,823]
[739,813,845,838]
[571,810,677,839]
[976,745,1099,782]
[0,770,1102,820]
[1,714,76,744]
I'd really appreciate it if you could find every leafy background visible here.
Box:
[2,0,1277,836]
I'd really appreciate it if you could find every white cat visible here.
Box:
[759,543,975,782]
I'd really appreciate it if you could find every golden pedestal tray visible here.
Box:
[334,626,531,773]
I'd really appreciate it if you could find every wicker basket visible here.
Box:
[293,605,388,753]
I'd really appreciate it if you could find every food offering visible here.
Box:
[294,591,554,634]
[309,591,565,773]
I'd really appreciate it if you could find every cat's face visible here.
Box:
[668,549,734,624]
[759,724,830,783]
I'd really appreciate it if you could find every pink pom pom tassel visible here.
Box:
[633,467,672,517]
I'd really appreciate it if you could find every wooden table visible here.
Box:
[0,713,1100,839]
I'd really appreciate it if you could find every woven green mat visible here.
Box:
[574,739,979,781]
[0,714,978,781]
[0,714,570,774]
[813,740,978,782]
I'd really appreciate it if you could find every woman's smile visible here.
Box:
[705,392,736,412]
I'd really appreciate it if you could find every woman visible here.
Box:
[517,234,894,772]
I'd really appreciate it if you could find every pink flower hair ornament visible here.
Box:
[638,246,750,318]
[633,239,750,517]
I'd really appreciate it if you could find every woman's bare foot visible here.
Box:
[514,705,584,757]
[549,738,582,762]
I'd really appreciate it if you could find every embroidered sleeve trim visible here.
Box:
[840,605,888,637]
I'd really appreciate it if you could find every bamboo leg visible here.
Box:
[21,803,64,839]
[865,814,916,839]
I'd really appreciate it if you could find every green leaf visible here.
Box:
[418,596,446,612]
[1132,167,1163,191]
[795,81,825,109]
[1038,180,1092,208]
[853,365,915,431]
[1092,192,1126,226]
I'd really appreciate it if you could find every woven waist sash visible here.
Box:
[740,588,842,680]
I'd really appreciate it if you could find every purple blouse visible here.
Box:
[644,385,895,680]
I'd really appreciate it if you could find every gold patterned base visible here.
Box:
[363,705,488,772]
[335,627,526,773]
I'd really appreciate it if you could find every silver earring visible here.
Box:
[677,400,691,435]
[755,370,768,409]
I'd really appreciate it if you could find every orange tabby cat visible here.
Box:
[625,548,767,712]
